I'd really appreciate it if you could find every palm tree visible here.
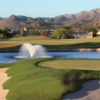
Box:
[96,23,99,31]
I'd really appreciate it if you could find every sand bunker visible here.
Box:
[1,68,100,100]
[0,68,10,100]
[62,79,100,100]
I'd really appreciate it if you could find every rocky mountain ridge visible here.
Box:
[0,8,100,29]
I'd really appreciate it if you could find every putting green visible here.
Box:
[39,59,100,71]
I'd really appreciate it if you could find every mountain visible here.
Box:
[1,8,100,29]
[0,15,51,29]
[56,8,100,28]
[0,17,6,21]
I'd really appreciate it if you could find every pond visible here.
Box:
[0,52,100,63]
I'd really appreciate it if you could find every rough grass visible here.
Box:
[0,36,100,50]
[1,58,100,100]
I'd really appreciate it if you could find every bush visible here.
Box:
[85,27,97,37]
[61,33,67,39]
[0,34,3,38]
[40,30,49,36]
[16,34,22,38]
[0,27,12,38]
[28,31,39,36]
[51,26,72,39]
[52,28,66,38]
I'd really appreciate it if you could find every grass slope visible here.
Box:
[0,36,100,50]
[1,58,100,100]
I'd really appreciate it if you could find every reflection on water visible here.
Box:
[0,52,100,63]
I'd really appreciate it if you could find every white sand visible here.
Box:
[62,79,100,100]
[0,68,10,100]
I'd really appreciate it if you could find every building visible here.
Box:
[70,32,93,39]
[96,31,100,35]
[11,27,30,36]
[11,29,20,34]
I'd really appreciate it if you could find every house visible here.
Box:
[73,28,81,32]
[11,29,20,34]
[96,31,100,35]
[70,32,93,39]
[11,27,30,36]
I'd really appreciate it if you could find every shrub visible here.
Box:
[28,31,39,36]
[61,33,67,39]
[0,34,3,38]
[85,27,97,37]
[52,26,72,39]
[16,34,22,38]
[40,30,49,36]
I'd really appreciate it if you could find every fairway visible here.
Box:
[39,59,100,71]
[0,36,100,50]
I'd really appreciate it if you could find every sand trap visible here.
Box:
[62,79,100,100]
[0,68,100,100]
[0,68,10,100]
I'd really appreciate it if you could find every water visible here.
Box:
[0,52,100,63]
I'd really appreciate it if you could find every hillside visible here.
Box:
[1,8,100,29]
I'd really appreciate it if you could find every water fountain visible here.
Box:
[15,43,51,58]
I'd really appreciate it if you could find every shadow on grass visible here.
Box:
[0,42,100,51]
[0,45,21,51]
[44,42,100,49]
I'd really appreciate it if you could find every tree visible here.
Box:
[40,30,49,36]
[61,33,67,39]
[85,27,97,37]
[96,23,99,30]
[0,29,2,33]
[41,26,47,30]
[34,27,41,30]
[20,26,24,36]
[28,31,39,36]
[1,26,11,33]
[1,26,12,38]
[27,27,34,30]
[81,22,85,32]
[52,26,72,39]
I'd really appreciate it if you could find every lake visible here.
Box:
[0,52,100,63]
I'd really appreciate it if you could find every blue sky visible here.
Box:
[1,0,100,18]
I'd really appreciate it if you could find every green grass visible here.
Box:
[0,36,100,50]
[39,59,100,71]
[1,58,100,100]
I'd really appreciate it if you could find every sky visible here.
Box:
[1,0,100,18]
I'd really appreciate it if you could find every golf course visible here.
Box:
[1,36,100,100]
[0,36,100,50]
